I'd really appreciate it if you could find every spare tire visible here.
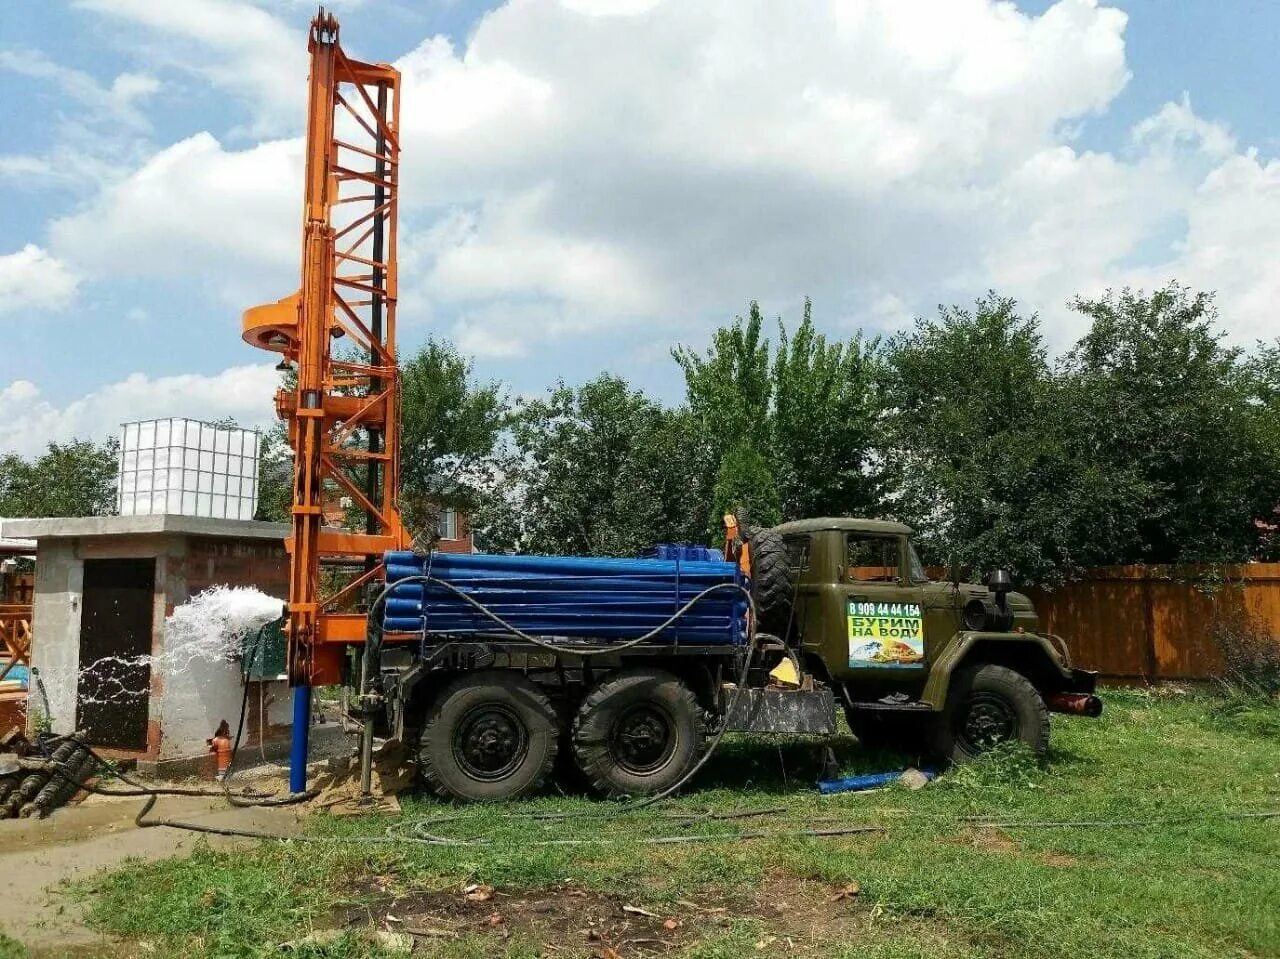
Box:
[743,524,795,635]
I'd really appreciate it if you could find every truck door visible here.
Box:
[839,532,927,681]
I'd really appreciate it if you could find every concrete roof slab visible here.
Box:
[0,515,291,542]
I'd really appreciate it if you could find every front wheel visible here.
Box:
[933,664,1049,762]
[417,671,560,801]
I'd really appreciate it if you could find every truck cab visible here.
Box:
[768,517,1099,759]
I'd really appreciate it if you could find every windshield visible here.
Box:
[907,542,928,583]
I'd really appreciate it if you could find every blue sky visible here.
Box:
[2,0,1278,455]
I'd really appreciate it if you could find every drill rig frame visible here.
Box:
[243,8,408,688]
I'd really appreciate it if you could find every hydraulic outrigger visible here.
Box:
[242,9,409,786]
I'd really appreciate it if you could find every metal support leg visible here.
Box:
[359,711,375,798]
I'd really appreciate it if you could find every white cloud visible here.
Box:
[34,0,1280,359]
[1140,150,1280,345]
[49,132,302,305]
[0,365,279,456]
[0,156,54,180]
[73,0,305,135]
[0,49,159,129]
[0,245,79,316]
[386,0,1137,349]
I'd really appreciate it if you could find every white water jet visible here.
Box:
[161,586,285,673]
[76,586,286,707]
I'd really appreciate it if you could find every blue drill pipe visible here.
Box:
[289,685,311,794]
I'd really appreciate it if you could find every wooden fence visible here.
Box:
[1025,564,1280,681]
[0,603,32,684]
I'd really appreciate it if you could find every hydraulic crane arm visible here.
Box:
[243,8,407,686]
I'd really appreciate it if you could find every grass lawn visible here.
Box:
[37,689,1280,958]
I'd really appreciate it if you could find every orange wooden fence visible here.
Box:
[1025,564,1280,681]
[0,603,32,683]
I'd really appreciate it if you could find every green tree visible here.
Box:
[674,299,882,532]
[707,441,781,531]
[477,375,707,556]
[252,421,293,523]
[771,299,882,519]
[0,439,120,517]
[880,294,1136,583]
[398,339,509,543]
[1062,285,1280,565]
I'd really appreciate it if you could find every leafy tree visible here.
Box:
[253,421,293,523]
[708,441,781,531]
[0,439,120,517]
[477,375,707,556]
[673,298,882,534]
[398,339,508,543]
[1061,285,1280,565]
[771,300,882,519]
[880,294,1136,583]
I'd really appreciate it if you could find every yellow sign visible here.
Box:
[847,600,925,668]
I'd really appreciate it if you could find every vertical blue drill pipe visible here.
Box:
[289,685,312,793]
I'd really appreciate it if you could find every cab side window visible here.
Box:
[846,534,900,583]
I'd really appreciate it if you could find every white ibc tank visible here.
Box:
[117,418,261,520]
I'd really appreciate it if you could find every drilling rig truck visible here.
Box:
[242,9,1100,802]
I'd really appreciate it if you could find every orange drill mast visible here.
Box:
[243,9,408,686]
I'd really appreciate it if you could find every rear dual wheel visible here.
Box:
[572,668,706,799]
[417,671,559,801]
[417,667,706,802]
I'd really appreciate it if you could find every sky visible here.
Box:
[1,0,1278,456]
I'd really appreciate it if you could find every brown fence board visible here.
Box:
[1026,564,1280,681]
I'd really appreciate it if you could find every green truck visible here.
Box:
[768,517,1100,763]
[377,516,1100,801]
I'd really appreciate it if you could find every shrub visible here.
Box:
[1210,604,1280,695]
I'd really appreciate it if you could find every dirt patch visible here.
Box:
[943,827,1081,867]
[0,793,303,956]
[334,882,697,955]
[335,873,879,956]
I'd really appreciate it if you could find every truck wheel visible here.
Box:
[934,664,1049,762]
[418,671,559,801]
[572,668,706,798]
[744,524,795,635]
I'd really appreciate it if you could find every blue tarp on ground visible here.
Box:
[382,549,747,645]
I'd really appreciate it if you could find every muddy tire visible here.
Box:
[572,668,706,798]
[743,524,795,635]
[418,671,559,801]
[933,664,1049,762]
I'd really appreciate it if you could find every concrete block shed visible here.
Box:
[0,515,295,777]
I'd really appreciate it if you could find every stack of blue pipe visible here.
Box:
[382,549,747,645]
